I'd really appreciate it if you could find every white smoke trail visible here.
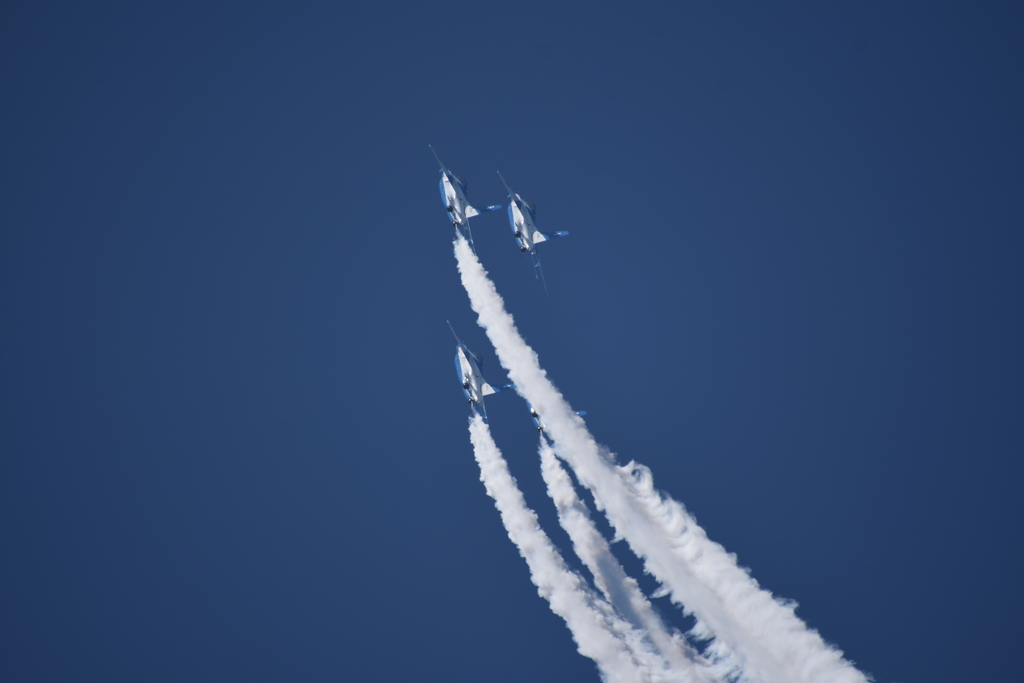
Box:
[467,415,664,683]
[537,437,727,683]
[454,237,869,683]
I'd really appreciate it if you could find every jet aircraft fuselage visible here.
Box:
[525,399,586,435]
[449,322,512,421]
[508,192,545,253]
[497,172,569,286]
[430,146,501,246]
[440,168,476,228]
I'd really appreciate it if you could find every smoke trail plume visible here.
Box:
[468,415,666,683]
[537,437,727,683]
[454,236,869,683]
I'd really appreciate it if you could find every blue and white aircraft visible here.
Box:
[430,146,501,247]
[525,398,586,435]
[497,171,569,286]
[449,322,513,422]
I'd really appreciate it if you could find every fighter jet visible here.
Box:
[430,145,501,248]
[525,398,586,435]
[449,322,513,422]
[497,171,569,288]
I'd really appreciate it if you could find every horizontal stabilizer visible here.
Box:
[465,205,481,218]
[483,204,502,212]
[534,232,548,244]
[483,382,515,397]
[551,231,569,238]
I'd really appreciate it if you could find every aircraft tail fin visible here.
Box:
[540,271,549,294]
[535,257,549,295]
[456,223,476,253]
[551,231,569,238]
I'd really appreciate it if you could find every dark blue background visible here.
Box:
[2,2,1021,681]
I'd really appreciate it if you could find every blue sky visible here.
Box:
[2,2,1022,681]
